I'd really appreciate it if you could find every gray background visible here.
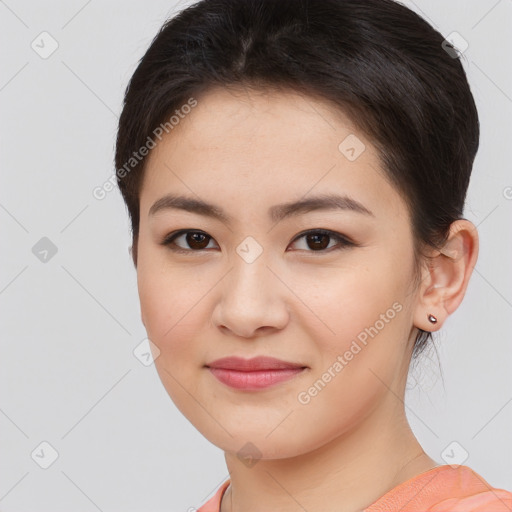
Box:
[1,0,511,510]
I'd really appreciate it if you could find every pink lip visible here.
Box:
[205,356,307,390]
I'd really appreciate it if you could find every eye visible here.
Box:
[289,229,355,252]
[161,230,217,253]
[161,229,356,254]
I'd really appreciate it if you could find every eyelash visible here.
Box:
[160,229,357,255]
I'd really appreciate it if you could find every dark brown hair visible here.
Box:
[115,0,479,358]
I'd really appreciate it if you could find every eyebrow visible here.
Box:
[148,193,374,224]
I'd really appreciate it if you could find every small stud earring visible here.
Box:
[427,313,437,324]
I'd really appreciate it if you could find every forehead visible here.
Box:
[162,85,362,152]
[140,86,408,225]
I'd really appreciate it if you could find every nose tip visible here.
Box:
[218,323,277,339]
[211,262,289,338]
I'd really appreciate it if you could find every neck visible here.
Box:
[220,392,438,512]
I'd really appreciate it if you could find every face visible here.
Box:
[136,86,420,459]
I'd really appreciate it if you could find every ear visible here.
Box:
[129,236,144,327]
[413,219,479,332]
[129,235,138,268]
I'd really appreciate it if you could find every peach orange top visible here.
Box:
[196,465,512,511]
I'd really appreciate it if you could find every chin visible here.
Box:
[198,423,321,462]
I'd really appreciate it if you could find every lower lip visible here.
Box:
[207,367,306,390]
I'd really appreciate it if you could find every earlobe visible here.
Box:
[427,313,438,325]
[414,219,479,332]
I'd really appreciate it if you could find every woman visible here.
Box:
[114,0,512,510]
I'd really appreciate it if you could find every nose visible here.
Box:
[211,255,290,339]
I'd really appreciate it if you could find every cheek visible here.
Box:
[137,254,194,349]
[303,262,408,393]
[137,263,206,411]
[137,235,187,328]
[325,288,401,353]
[304,264,394,347]
[136,257,219,387]
[290,294,407,450]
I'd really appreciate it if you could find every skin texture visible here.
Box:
[134,86,479,512]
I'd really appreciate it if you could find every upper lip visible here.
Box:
[206,356,306,371]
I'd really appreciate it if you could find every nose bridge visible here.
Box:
[228,236,273,302]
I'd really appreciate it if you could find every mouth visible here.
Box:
[205,356,308,390]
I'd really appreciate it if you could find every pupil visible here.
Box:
[189,232,208,248]
[308,233,328,250]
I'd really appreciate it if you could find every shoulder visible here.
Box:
[196,479,230,512]
[365,465,512,512]
[195,469,512,512]
[427,465,512,512]
[428,489,512,512]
